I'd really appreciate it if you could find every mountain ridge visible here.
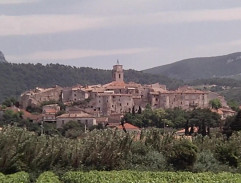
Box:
[143,52,241,81]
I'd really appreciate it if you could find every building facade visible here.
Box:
[20,64,224,117]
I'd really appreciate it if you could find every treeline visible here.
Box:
[189,78,241,87]
[122,107,220,130]
[189,77,241,105]
[1,126,241,179]
[0,63,183,103]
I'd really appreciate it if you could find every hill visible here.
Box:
[0,63,183,103]
[143,52,241,81]
[0,51,7,63]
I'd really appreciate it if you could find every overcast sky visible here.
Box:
[0,0,241,70]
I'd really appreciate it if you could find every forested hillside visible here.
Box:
[143,52,241,81]
[0,63,183,102]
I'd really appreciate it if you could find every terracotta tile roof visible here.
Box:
[7,107,42,121]
[103,81,126,89]
[107,123,120,128]
[43,109,57,114]
[219,108,236,113]
[96,117,108,123]
[117,123,140,130]
[98,93,132,97]
[211,108,224,115]
[57,112,94,119]
[176,127,198,134]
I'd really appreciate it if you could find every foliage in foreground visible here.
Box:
[62,171,241,183]
[0,171,29,183]
[0,171,241,183]
[1,126,241,175]
[36,171,61,183]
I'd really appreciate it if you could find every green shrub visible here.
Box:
[193,150,232,172]
[165,139,198,170]
[127,150,167,171]
[36,171,60,183]
[215,143,240,167]
[2,171,29,183]
[0,173,5,182]
[62,171,241,183]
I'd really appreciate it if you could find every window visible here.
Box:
[119,74,121,78]
[62,120,64,125]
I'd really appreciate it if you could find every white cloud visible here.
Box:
[0,15,106,36]
[0,0,39,4]
[6,48,154,62]
[1,7,241,36]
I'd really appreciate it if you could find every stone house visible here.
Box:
[42,104,60,122]
[20,86,62,109]
[56,112,97,128]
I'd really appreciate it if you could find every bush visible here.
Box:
[215,143,240,167]
[62,171,241,183]
[36,171,60,183]
[165,139,198,170]
[126,150,167,171]
[1,171,30,183]
[193,150,232,172]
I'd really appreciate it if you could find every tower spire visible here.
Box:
[112,62,124,82]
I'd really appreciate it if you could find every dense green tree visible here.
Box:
[228,100,239,112]
[2,97,18,107]
[2,109,23,123]
[60,121,85,138]
[166,140,198,170]
[209,99,222,109]
[230,110,241,131]
[165,108,188,128]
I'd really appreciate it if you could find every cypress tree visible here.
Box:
[132,106,135,115]
[185,120,189,136]
[138,106,142,114]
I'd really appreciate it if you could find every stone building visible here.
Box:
[20,86,62,109]
[56,112,96,128]
[42,104,60,122]
[20,63,228,118]
[150,86,209,110]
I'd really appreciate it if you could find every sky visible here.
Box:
[0,0,241,70]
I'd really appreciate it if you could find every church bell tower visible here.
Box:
[112,60,124,82]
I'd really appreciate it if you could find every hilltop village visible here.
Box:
[19,64,234,128]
